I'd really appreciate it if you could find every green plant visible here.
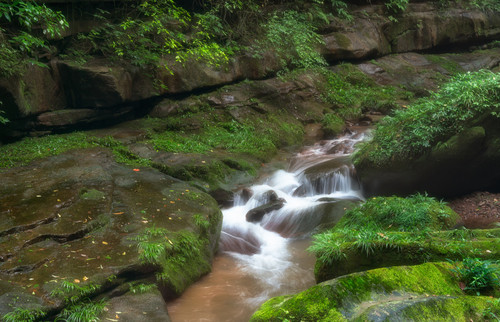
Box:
[0,1,68,76]
[354,70,500,168]
[51,280,101,304]
[452,258,500,294]
[469,0,500,12]
[3,307,47,322]
[55,299,107,322]
[321,113,344,136]
[321,66,400,117]
[129,283,157,294]
[255,10,327,71]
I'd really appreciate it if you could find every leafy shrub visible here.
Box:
[255,10,327,71]
[354,70,500,168]
[452,258,500,294]
[322,113,344,136]
[309,194,459,262]
[336,193,457,232]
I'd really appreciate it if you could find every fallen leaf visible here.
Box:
[122,252,126,255]
[113,212,124,215]
[133,169,140,172]
[36,195,42,198]
[83,276,88,281]
[102,241,108,245]
[74,279,80,283]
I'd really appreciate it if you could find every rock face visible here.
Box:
[357,118,500,198]
[1,4,500,139]
[251,262,500,321]
[0,148,222,320]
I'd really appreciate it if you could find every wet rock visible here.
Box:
[246,199,286,223]
[102,287,172,322]
[219,227,261,255]
[251,262,498,321]
[239,188,253,204]
[262,199,358,237]
[0,148,222,319]
[357,121,500,198]
[209,188,234,209]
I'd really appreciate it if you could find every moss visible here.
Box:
[0,132,96,169]
[430,126,486,162]
[80,189,106,201]
[355,296,499,322]
[252,262,481,321]
[156,230,212,295]
[321,113,344,137]
[334,33,352,49]
[425,54,464,75]
[314,229,500,282]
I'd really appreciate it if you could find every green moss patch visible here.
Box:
[251,262,499,321]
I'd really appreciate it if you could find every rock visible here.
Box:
[246,199,286,223]
[357,119,500,197]
[262,199,359,237]
[102,287,172,322]
[0,148,222,319]
[251,262,498,321]
[315,228,500,283]
[209,187,234,208]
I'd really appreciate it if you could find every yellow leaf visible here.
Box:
[74,279,80,283]
[102,241,108,245]
[83,276,88,281]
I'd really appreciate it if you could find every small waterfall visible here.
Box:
[219,131,364,301]
[168,130,366,321]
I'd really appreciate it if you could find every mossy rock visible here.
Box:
[315,229,500,282]
[251,262,499,321]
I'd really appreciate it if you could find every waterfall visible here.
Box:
[168,130,366,321]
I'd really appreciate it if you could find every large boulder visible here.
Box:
[251,262,500,321]
[357,119,500,198]
[0,147,222,320]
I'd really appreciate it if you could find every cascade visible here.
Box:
[168,130,366,321]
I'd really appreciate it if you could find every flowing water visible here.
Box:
[167,130,366,321]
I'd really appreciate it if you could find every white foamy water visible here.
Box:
[168,130,366,321]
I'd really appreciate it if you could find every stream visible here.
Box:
[167,130,366,321]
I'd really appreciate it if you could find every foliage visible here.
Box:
[132,226,172,264]
[309,194,459,263]
[354,70,500,168]
[321,65,401,118]
[469,0,500,12]
[129,283,157,294]
[322,113,344,136]
[0,1,68,75]
[3,307,47,322]
[452,258,500,294]
[74,0,232,73]
[149,115,300,161]
[254,10,327,71]
[337,193,456,232]
[51,280,102,304]
[0,132,94,168]
[0,133,152,169]
[55,299,107,322]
